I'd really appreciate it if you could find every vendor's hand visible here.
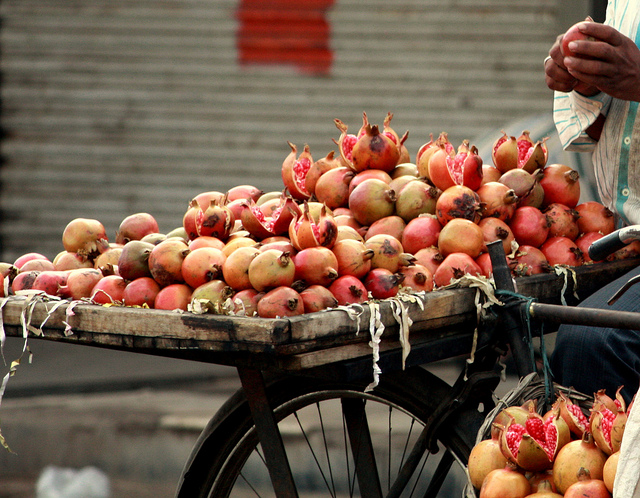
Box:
[562,22,640,102]
[545,19,599,96]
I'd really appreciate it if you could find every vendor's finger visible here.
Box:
[579,21,624,46]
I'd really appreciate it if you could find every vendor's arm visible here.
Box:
[545,29,611,151]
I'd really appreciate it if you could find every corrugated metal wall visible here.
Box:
[0,0,562,262]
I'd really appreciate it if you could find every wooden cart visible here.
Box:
[2,258,637,497]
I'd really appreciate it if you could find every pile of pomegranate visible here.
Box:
[469,388,630,497]
[1,112,638,318]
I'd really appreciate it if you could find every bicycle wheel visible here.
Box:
[176,366,481,497]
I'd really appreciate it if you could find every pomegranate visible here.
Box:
[281,141,313,200]
[576,232,605,262]
[328,275,368,306]
[413,246,444,276]
[60,268,104,300]
[509,207,551,248]
[226,185,263,203]
[467,433,508,490]
[438,218,484,258]
[482,164,502,184]
[180,247,226,289]
[118,240,155,280]
[364,234,414,273]
[314,167,355,210]
[148,238,190,287]
[348,178,397,226]
[435,185,483,225]
[115,213,159,245]
[554,392,590,438]
[540,236,583,266]
[394,180,440,222]
[257,286,305,318]
[477,182,518,222]
[575,201,616,235]
[331,239,374,279]
[141,233,166,245]
[512,246,552,276]
[498,409,570,472]
[305,151,340,196]
[544,203,580,240]
[607,239,640,261]
[561,21,598,58]
[195,198,235,241]
[192,191,226,210]
[590,387,627,456]
[428,139,483,191]
[364,268,405,299]
[190,280,233,314]
[222,246,260,291]
[540,164,581,208]
[20,259,55,272]
[339,117,401,173]
[475,252,494,278]
[299,285,338,313]
[364,215,405,241]
[491,400,538,439]
[433,252,482,287]
[188,236,225,251]
[293,247,339,286]
[389,175,417,196]
[154,283,194,311]
[90,274,127,305]
[336,225,364,243]
[499,168,545,209]
[527,478,562,497]
[391,162,418,179]
[93,246,123,271]
[53,251,93,271]
[32,270,70,297]
[11,271,40,293]
[289,202,338,251]
[492,130,548,173]
[401,214,442,255]
[479,218,515,256]
[14,252,50,269]
[399,264,433,292]
[348,169,392,195]
[553,432,607,494]
[563,467,611,498]
[231,288,263,317]
[417,132,451,181]
[222,236,259,257]
[248,249,295,292]
[335,214,363,233]
[241,195,301,240]
[62,218,110,258]
[602,451,619,493]
[479,464,531,498]
[122,277,161,307]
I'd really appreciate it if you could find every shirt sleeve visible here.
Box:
[552,90,612,152]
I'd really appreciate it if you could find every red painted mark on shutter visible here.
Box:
[237,0,334,75]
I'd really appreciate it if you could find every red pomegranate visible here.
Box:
[492,130,548,173]
[394,180,440,222]
[248,250,295,292]
[544,203,580,240]
[299,285,338,313]
[364,215,406,242]
[562,467,611,498]
[289,202,338,251]
[226,185,263,203]
[231,288,263,317]
[328,275,368,306]
[512,246,552,276]
[195,198,235,241]
[428,139,483,192]
[364,234,414,273]
[53,251,93,271]
[479,464,531,498]
[222,246,260,291]
[62,218,110,258]
[348,169,392,195]
[155,283,194,311]
[575,201,615,235]
[399,264,433,292]
[90,274,127,305]
[553,432,608,495]
[117,242,155,280]
[257,286,305,318]
[433,252,482,287]
[540,164,581,208]
[122,277,162,307]
[305,151,340,197]
[148,238,190,287]
[575,232,605,262]
[401,215,442,255]
[61,268,104,300]
[331,239,374,279]
[293,247,339,287]
[363,268,405,299]
[540,236,583,267]
[413,246,444,276]
[115,212,159,245]
[32,270,70,297]
[180,247,227,289]
[477,182,518,222]
[240,195,301,240]
[509,206,551,248]
[478,217,515,256]
[436,185,483,225]
[467,433,508,490]
[438,218,484,258]
[348,178,397,226]
[314,167,355,210]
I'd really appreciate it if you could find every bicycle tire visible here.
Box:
[176,366,481,497]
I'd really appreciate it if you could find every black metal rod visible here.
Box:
[486,241,537,376]
[529,302,640,331]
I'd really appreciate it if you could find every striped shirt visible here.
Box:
[553,0,640,225]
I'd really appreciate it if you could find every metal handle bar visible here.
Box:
[589,224,640,261]
[528,301,640,331]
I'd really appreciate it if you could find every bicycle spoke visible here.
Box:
[422,449,455,498]
[342,397,383,498]
[316,402,338,497]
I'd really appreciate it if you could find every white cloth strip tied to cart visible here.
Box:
[614,392,640,497]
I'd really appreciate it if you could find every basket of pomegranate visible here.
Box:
[466,373,630,497]
[2,111,638,320]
